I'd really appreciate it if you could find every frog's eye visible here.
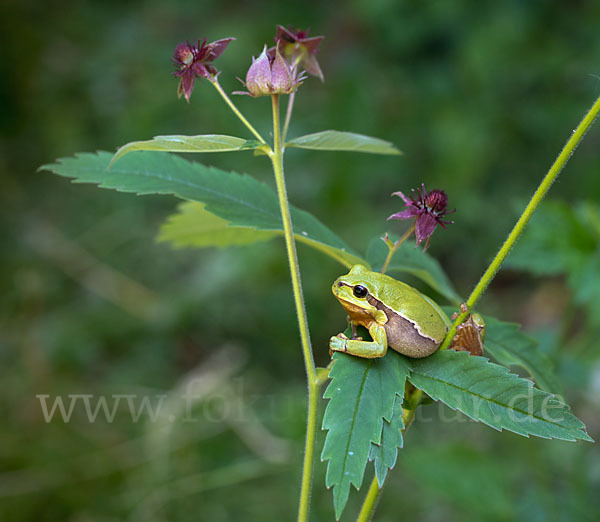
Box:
[353,285,369,298]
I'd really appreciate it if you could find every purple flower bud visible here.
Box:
[270,49,294,93]
[245,47,272,96]
[233,46,304,97]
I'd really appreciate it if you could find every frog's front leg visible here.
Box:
[329,322,388,358]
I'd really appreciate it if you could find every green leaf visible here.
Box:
[111,135,258,164]
[368,391,405,487]
[321,352,410,519]
[440,307,563,394]
[286,130,401,155]
[158,202,278,247]
[41,151,365,268]
[483,316,563,394]
[366,236,461,304]
[407,350,592,442]
[159,201,366,267]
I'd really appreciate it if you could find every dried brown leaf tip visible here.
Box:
[450,304,485,357]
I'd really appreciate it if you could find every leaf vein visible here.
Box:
[413,372,570,429]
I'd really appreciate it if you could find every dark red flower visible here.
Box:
[268,25,324,81]
[388,184,454,249]
[172,37,234,102]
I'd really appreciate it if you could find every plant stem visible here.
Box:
[356,390,423,521]
[300,381,319,521]
[380,224,415,275]
[269,94,318,522]
[210,77,268,145]
[282,54,304,143]
[356,474,380,522]
[282,91,296,143]
[441,94,600,350]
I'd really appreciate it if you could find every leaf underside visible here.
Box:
[111,134,259,165]
[158,202,278,247]
[159,201,365,267]
[408,350,591,442]
[41,151,365,268]
[286,130,402,155]
[321,351,410,519]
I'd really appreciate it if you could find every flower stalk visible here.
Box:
[209,77,267,144]
[204,31,324,519]
[380,223,416,275]
[269,94,319,522]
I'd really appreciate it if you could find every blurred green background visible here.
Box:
[2,0,600,520]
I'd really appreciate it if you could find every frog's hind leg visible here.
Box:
[329,323,388,359]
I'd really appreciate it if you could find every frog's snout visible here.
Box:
[331,279,343,295]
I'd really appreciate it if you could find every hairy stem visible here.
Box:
[356,390,423,521]
[210,77,268,144]
[269,94,318,522]
[441,94,600,349]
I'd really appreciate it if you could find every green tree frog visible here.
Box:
[329,264,450,358]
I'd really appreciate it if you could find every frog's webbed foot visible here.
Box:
[329,333,348,356]
[329,323,388,359]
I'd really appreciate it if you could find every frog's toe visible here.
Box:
[329,334,348,355]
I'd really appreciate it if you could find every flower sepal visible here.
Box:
[269,25,324,81]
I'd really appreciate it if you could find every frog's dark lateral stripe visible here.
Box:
[336,280,439,343]
[366,294,439,353]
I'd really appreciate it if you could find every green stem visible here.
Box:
[282,91,296,143]
[441,94,600,350]
[300,381,319,521]
[269,94,318,522]
[210,77,268,145]
[356,475,380,522]
[282,54,303,143]
[380,224,416,275]
[356,390,423,521]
